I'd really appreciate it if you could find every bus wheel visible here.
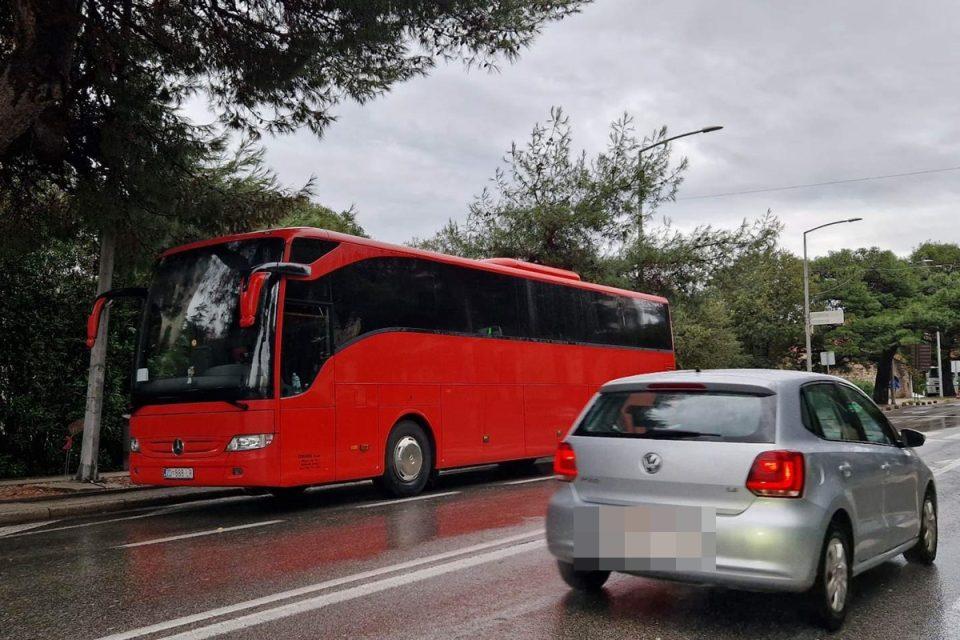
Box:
[380,420,433,498]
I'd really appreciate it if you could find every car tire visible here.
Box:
[904,489,937,565]
[556,560,610,593]
[379,420,433,498]
[809,523,852,631]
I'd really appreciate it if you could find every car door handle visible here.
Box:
[838,462,853,478]
[880,462,891,472]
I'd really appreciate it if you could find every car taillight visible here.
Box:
[554,442,577,481]
[746,451,804,498]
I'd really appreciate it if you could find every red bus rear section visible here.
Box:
[112,228,675,494]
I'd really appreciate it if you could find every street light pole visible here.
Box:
[635,124,723,241]
[637,125,724,155]
[803,218,863,372]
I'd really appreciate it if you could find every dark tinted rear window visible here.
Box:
[574,390,775,443]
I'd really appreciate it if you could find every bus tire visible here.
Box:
[380,420,433,498]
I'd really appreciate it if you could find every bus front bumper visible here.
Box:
[129,446,281,487]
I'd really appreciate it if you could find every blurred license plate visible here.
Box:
[163,467,194,480]
[573,504,716,572]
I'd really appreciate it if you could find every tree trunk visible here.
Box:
[0,0,81,159]
[76,228,115,482]
[872,347,897,405]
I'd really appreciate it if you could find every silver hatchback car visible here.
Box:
[546,369,937,630]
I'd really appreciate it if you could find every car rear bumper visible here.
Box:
[546,483,825,592]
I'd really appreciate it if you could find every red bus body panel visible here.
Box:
[129,228,675,488]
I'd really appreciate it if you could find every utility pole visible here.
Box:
[803,218,862,372]
[936,330,944,399]
[76,228,116,482]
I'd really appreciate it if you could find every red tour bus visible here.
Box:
[87,228,675,497]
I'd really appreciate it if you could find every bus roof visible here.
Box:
[161,227,669,305]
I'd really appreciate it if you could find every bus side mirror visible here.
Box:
[239,272,271,328]
[239,262,313,328]
[86,296,110,348]
[86,288,148,348]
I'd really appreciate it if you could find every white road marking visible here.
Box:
[353,490,459,509]
[0,520,59,537]
[95,529,543,640]
[113,520,283,549]
[0,507,183,539]
[932,458,960,477]
[500,476,554,486]
[159,540,546,640]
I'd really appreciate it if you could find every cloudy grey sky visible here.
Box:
[216,0,960,257]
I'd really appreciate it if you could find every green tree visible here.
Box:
[814,248,921,403]
[908,243,960,396]
[276,199,367,237]
[416,106,688,281]
[671,295,744,370]
[713,248,804,368]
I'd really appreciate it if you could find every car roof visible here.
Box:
[601,368,839,393]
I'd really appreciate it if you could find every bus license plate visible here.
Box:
[163,467,194,480]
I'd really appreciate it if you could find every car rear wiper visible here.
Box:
[642,429,723,439]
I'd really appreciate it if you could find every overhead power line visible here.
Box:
[678,164,960,201]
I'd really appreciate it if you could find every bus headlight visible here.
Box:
[129,437,140,453]
[226,434,274,451]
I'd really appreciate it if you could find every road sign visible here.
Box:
[820,351,836,366]
[952,360,960,374]
[810,309,844,326]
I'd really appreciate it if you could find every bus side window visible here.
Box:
[281,299,332,396]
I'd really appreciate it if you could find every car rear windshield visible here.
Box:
[574,390,776,443]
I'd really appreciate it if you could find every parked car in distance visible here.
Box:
[546,369,937,631]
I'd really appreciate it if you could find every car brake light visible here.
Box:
[746,450,804,498]
[554,442,577,481]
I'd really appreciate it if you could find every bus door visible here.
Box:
[278,294,336,485]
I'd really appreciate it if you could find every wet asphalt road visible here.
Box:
[2,403,960,640]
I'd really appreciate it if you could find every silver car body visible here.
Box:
[546,369,935,592]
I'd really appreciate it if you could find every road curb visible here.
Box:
[0,487,245,526]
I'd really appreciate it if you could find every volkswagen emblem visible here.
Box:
[642,452,662,474]
[172,438,184,456]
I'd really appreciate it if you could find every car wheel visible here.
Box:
[809,523,851,631]
[556,560,610,593]
[379,420,432,498]
[904,489,937,564]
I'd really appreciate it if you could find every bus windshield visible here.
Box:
[134,238,284,403]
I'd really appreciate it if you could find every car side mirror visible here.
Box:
[899,428,925,448]
[238,262,312,328]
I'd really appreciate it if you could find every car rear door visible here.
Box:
[801,383,887,562]
[568,384,777,516]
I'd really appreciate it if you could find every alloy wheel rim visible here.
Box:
[825,538,848,613]
[394,436,423,482]
[923,498,937,553]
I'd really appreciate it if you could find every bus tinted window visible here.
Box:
[289,239,339,264]
[314,256,671,351]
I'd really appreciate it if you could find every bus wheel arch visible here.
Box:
[377,416,435,498]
